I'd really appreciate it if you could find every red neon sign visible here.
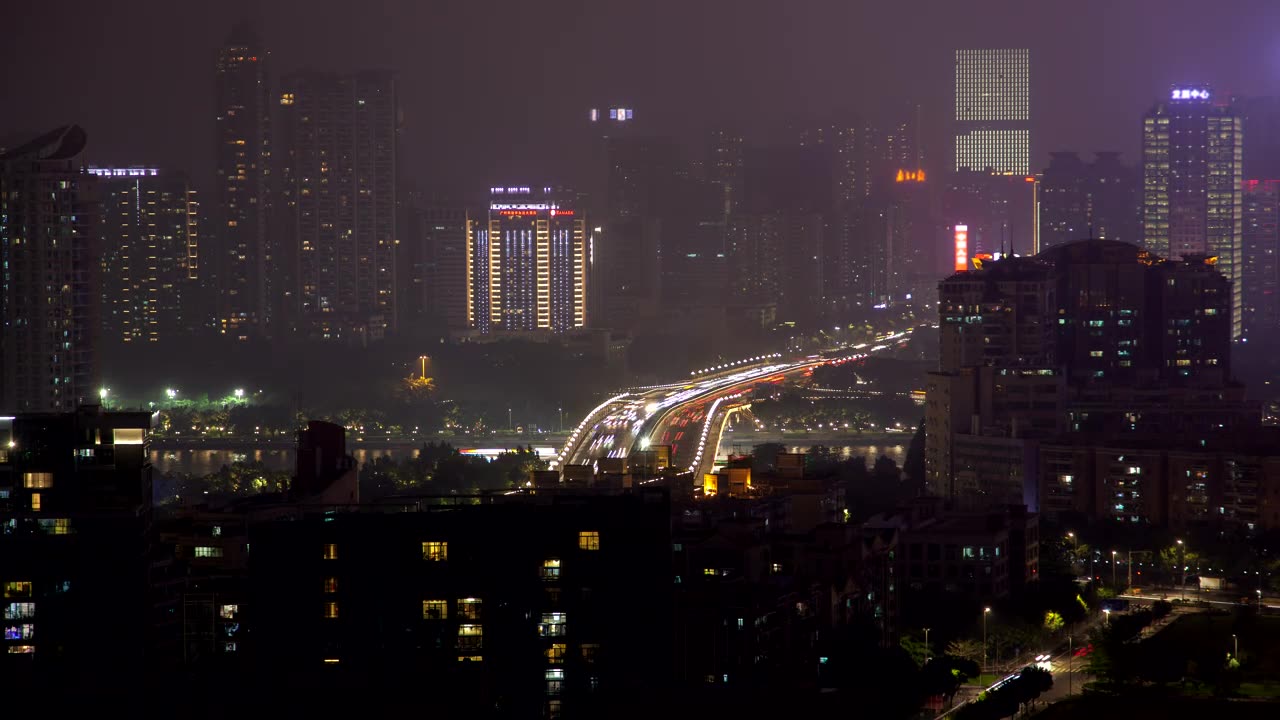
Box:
[954,225,969,273]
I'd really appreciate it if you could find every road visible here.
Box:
[550,328,918,473]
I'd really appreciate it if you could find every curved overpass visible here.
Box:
[551,328,917,473]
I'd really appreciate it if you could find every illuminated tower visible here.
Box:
[92,167,200,343]
[953,48,1031,175]
[1141,86,1243,338]
[214,23,271,339]
[468,187,586,333]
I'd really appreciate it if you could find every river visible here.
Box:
[149,440,907,476]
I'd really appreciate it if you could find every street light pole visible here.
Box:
[1112,550,1117,588]
[1233,634,1238,660]
[1177,539,1186,601]
[1068,532,1077,573]
[1067,632,1073,697]
[924,627,931,665]
[983,607,991,676]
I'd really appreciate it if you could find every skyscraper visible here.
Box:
[0,126,99,413]
[1241,179,1279,340]
[91,167,199,343]
[214,24,271,340]
[953,49,1031,175]
[1141,86,1243,337]
[276,70,399,342]
[468,187,586,333]
[422,206,472,332]
[1039,152,1139,250]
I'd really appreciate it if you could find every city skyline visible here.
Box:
[9,1,1280,194]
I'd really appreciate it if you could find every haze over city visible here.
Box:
[4,2,1280,718]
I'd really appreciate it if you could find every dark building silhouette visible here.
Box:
[248,489,672,717]
[1039,151,1139,250]
[1242,179,1280,341]
[0,407,152,677]
[0,126,99,413]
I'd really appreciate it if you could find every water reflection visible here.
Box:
[154,442,907,477]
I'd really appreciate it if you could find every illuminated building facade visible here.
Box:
[1242,179,1279,340]
[214,24,271,340]
[91,167,199,343]
[468,188,586,334]
[1142,87,1243,338]
[276,70,399,342]
[953,48,1031,175]
[0,126,99,413]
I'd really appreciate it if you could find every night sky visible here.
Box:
[7,0,1280,193]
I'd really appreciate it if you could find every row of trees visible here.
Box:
[153,443,546,506]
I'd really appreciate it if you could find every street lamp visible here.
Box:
[98,387,109,409]
[1176,539,1187,601]
[234,388,245,399]
[166,388,178,400]
[983,607,992,676]
[418,355,429,380]
[1112,550,1118,588]
[1103,608,1111,625]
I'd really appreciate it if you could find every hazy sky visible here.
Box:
[7,0,1280,193]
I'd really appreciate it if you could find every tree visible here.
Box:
[1043,610,1064,634]
[947,638,984,664]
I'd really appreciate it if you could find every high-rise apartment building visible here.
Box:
[467,187,586,334]
[422,207,472,332]
[953,49,1031,175]
[214,24,271,340]
[0,126,99,413]
[91,167,199,343]
[726,213,823,325]
[1039,152,1139,250]
[276,70,399,342]
[1142,86,1243,337]
[706,129,744,219]
[1242,179,1280,340]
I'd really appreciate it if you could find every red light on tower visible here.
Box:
[954,225,969,273]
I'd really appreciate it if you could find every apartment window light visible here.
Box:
[4,581,32,598]
[7,645,34,654]
[4,603,35,620]
[323,601,339,619]
[22,472,52,489]
[30,493,41,511]
[322,543,338,560]
[541,558,561,581]
[546,642,567,664]
[324,577,338,593]
[194,546,223,558]
[539,613,566,637]
[220,604,238,619]
[457,624,483,650]
[457,598,482,620]
[422,541,448,561]
[423,599,448,620]
[578,530,600,551]
[581,643,600,663]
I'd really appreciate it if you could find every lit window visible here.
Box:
[22,472,52,489]
[703,567,716,576]
[457,655,483,662]
[458,598,482,620]
[212,526,222,537]
[4,603,35,620]
[423,541,447,561]
[323,543,338,560]
[1089,350,1104,358]
[423,600,448,620]
[225,642,237,653]
[578,531,600,551]
[324,577,338,593]
[962,547,976,559]
[3,623,33,640]
[112,428,145,445]
[30,493,41,511]
[37,518,70,535]
[220,604,238,619]
[4,582,32,598]
[546,668,565,695]
[323,601,339,619]
[539,613,567,637]
[8,645,34,654]
[194,546,223,558]
[457,624,483,650]
[547,700,562,719]
[581,643,599,663]
[547,642,567,664]
[542,558,562,581]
